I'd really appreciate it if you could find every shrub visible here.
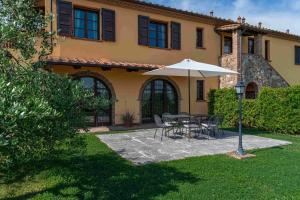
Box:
[0,69,109,169]
[208,86,300,134]
[257,86,300,134]
[208,88,238,127]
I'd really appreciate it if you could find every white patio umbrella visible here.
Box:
[143,59,238,114]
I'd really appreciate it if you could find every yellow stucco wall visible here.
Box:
[263,36,300,85]
[52,66,218,124]
[42,0,300,125]
[46,0,221,66]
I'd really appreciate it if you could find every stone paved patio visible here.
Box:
[98,129,291,165]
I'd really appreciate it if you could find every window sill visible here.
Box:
[223,53,233,56]
[196,47,206,50]
[146,46,172,51]
[196,99,206,102]
[62,36,103,43]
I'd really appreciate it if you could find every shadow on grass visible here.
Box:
[1,137,198,200]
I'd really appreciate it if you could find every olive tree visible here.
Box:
[0,0,108,170]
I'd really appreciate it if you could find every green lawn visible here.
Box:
[1,130,300,200]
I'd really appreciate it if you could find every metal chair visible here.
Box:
[154,115,173,141]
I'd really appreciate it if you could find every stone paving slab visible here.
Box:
[97,129,291,165]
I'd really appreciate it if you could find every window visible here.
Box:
[224,37,232,54]
[197,80,204,100]
[265,40,270,60]
[196,28,203,48]
[74,9,99,40]
[149,21,167,48]
[295,46,300,65]
[248,38,255,54]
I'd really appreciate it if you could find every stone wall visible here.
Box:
[242,54,289,88]
[219,54,238,88]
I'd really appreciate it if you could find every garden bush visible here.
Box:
[0,69,109,170]
[208,86,300,134]
[257,86,300,134]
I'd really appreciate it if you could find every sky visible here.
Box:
[144,0,300,35]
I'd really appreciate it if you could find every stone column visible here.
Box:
[254,34,263,56]
[219,30,241,88]
[232,30,242,80]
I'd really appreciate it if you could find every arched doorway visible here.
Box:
[141,79,178,123]
[76,76,112,126]
[245,82,258,99]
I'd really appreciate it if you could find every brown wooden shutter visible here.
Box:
[295,46,300,65]
[57,0,73,36]
[102,8,116,41]
[171,22,181,50]
[138,15,149,46]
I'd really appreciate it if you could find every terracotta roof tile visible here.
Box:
[45,57,164,70]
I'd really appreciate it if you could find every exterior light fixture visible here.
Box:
[235,81,246,155]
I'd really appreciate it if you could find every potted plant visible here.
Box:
[121,111,135,127]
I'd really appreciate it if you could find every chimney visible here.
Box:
[242,17,246,24]
[237,16,242,23]
[210,10,214,17]
[258,22,262,28]
[286,29,290,34]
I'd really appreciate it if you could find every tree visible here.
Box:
[0,0,108,170]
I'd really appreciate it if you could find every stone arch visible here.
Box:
[72,71,117,125]
[245,82,259,99]
[138,76,182,123]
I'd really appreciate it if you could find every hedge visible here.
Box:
[208,86,300,134]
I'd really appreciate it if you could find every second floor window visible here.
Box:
[196,28,203,48]
[265,40,270,60]
[224,37,232,54]
[296,46,300,65]
[149,21,167,48]
[74,9,99,40]
[248,38,255,54]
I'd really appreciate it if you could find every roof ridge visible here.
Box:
[132,0,300,40]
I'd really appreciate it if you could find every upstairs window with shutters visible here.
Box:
[171,22,181,50]
[102,9,115,41]
[74,8,99,40]
[295,46,300,65]
[57,1,73,36]
[149,21,168,48]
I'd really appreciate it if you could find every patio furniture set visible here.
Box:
[154,113,224,141]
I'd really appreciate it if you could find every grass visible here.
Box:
[1,129,300,200]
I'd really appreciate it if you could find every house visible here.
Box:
[38,0,300,126]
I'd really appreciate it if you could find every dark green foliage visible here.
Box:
[208,88,238,127]
[0,0,109,170]
[257,86,300,134]
[242,100,258,128]
[208,86,300,134]
[0,69,109,169]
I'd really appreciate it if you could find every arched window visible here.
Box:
[141,79,178,123]
[245,82,258,99]
[76,76,112,126]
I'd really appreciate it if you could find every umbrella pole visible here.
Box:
[188,69,191,115]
